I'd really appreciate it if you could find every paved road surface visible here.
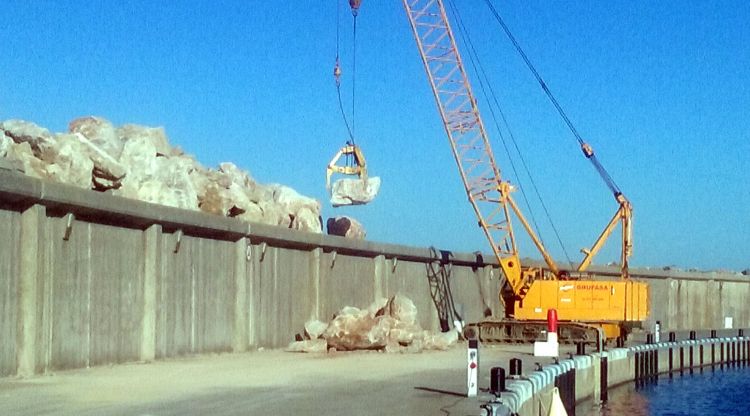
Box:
[0,344,570,415]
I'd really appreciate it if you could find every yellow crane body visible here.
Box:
[514,280,649,339]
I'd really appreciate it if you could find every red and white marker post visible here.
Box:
[533,309,560,357]
[467,339,479,397]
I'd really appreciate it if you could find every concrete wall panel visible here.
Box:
[389,260,437,330]
[319,254,376,322]
[156,233,235,357]
[251,246,315,348]
[41,219,145,370]
[87,222,144,366]
[0,210,20,376]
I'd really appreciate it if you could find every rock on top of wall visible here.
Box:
[0,117,323,233]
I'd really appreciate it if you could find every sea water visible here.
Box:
[580,365,750,415]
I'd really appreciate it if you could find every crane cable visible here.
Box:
[446,0,575,268]
[334,0,358,160]
[482,0,622,198]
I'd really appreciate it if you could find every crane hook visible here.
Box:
[349,0,361,17]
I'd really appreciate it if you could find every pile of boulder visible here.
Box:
[0,117,327,233]
[287,294,459,353]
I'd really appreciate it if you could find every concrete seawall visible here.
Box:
[495,332,750,415]
[1,170,749,378]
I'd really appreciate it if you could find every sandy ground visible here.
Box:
[0,343,575,416]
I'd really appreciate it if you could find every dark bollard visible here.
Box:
[490,367,506,395]
[647,333,654,345]
[634,352,640,385]
[617,337,625,348]
[600,356,609,402]
[710,329,717,338]
[509,358,522,378]
[669,332,676,342]
[689,330,696,341]
[576,342,586,355]
[740,329,745,338]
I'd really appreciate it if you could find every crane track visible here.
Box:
[464,319,603,345]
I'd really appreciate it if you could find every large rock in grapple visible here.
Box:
[330,176,381,207]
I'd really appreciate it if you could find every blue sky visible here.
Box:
[2,1,748,271]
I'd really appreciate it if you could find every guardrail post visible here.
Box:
[634,352,640,386]
[669,346,673,377]
[679,346,684,375]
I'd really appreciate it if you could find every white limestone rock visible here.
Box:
[0,132,13,157]
[330,176,381,206]
[292,206,322,233]
[326,216,366,239]
[4,141,47,179]
[43,133,94,189]
[73,133,126,185]
[0,119,54,156]
[305,295,457,353]
[286,339,327,353]
[69,116,123,160]
[304,320,329,340]
[116,124,172,157]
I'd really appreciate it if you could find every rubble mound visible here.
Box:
[287,294,459,353]
[0,117,322,233]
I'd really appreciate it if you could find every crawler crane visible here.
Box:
[341,1,649,343]
[401,0,648,343]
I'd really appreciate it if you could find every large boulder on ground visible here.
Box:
[330,176,381,207]
[326,216,366,239]
[287,294,459,353]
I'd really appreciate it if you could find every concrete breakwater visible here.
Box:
[1,169,750,378]
[491,332,750,416]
